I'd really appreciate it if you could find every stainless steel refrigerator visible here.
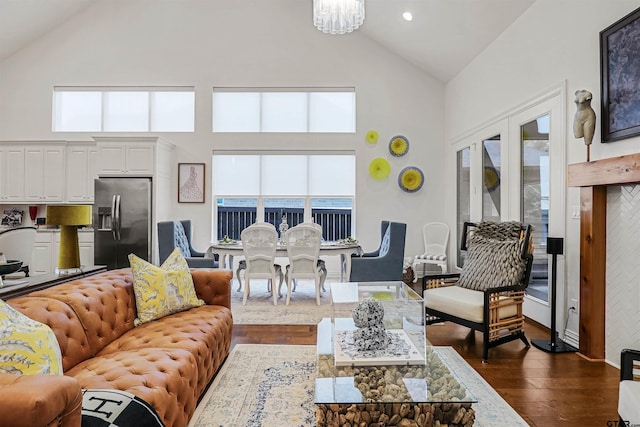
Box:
[94,177,152,269]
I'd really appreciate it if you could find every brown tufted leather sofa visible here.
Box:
[0,268,233,427]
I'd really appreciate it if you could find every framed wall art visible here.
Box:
[178,163,205,203]
[600,7,640,142]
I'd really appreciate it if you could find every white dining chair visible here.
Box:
[290,222,327,292]
[413,222,449,277]
[240,222,283,306]
[281,223,322,305]
[312,222,327,291]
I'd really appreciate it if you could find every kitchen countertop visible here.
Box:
[34,227,94,233]
[0,226,94,233]
[0,265,107,299]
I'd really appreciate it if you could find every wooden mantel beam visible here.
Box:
[568,152,640,360]
[568,152,640,187]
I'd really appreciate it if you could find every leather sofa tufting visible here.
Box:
[0,268,233,427]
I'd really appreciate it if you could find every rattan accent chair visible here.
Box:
[422,221,533,362]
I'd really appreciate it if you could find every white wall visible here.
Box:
[0,0,446,260]
[446,0,640,362]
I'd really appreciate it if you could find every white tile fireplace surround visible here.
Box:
[606,185,640,363]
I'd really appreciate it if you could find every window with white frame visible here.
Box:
[212,152,355,240]
[212,88,356,133]
[52,87,195,132]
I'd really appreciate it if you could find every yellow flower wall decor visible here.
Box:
[398,166,424,193]
[365,130,379,144]
[389,135,409,157]
[369,158,391,180]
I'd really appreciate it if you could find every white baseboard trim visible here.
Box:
[562,329,579,349]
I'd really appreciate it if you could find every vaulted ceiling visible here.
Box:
[0,0,535,83]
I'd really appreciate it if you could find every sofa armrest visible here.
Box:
[190,269,233,309]
[0,374,82,427]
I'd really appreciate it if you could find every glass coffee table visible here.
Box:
[314,281,477,427]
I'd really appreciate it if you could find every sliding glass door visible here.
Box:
[520,115,550,303]
[482,135,502,222]
[456,147,471,268]
[453,88,565,328]
[509,94,565,328]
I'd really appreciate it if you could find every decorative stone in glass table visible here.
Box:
[316,281,477,426]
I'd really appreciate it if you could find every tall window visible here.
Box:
[212,88,356,133]
[53,87,195,132]
[212,153,355,240]
[521,114,550,303]
[482,135,501,222]
[456,147,471,268]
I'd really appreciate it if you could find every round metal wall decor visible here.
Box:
[389,135,409,157]
[398,166,424,193]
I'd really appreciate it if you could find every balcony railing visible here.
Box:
[217,207,351,241]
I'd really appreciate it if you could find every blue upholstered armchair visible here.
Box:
[157,220,218,268]
[349,221,406,282]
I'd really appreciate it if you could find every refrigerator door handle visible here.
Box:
[115,194,122,241]
[111,195,117,240]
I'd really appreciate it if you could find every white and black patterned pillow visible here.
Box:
[470,221,524,242]
[457,234,526,291]
[81,389,164,427]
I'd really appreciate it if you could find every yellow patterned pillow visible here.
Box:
[129,249,204,325]
[0,299,63,375]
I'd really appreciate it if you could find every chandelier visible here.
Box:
[313,0,365,35]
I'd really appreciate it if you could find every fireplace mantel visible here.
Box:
[567,152,640,360]
[568,153,640,187]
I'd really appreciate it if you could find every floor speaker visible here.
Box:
[531,237,578,353]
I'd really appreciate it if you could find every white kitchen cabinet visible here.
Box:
[30,232,54,276]
[66,143,98,202]
[0,145,25,202]
[53,230,94,270]
[95,139,155,175]
[23,144,65,202]
[31,230,94,276]
[78,231,94,266]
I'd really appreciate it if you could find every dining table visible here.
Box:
[206,241,362,283]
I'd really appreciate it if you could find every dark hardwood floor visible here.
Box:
[231,320,620,427]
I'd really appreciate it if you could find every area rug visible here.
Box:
[189,344,529,427]
[231,279,333,325]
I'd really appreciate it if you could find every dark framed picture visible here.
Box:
[600,7,640,142]
[178,163,205,203]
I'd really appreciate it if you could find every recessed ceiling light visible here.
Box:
[402,11,413,21]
